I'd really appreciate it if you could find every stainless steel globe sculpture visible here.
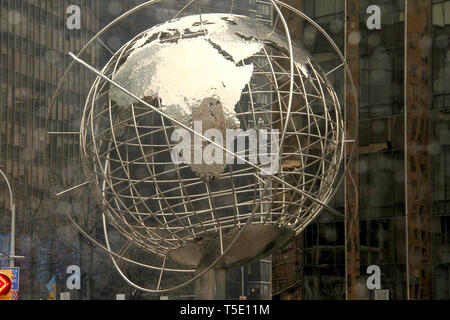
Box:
[80,13,344,270]
[49,0,358,294]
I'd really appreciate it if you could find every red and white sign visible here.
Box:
[0,271,12,299]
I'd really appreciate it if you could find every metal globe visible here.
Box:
[80,13,344,270]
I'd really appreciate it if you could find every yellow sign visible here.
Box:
[0,270,13,301]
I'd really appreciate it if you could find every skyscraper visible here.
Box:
[272,0,450,300]
[0,0,99,299]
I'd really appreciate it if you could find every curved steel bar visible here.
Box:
[0,170,13,210]
[47,0,164,130]
[62,203,195,273]
[0,169,15,266]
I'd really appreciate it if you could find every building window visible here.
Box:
[257,2,271,18]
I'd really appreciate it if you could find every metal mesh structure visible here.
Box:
[48,0,358,293]
[80,13,344,261]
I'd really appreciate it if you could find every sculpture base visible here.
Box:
[169,224,293,269]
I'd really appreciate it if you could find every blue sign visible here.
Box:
[1,267,19,291]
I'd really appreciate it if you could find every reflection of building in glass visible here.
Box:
[273,0,450,300]
[0,0,99,299]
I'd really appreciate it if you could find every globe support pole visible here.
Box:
[194,268,227,300]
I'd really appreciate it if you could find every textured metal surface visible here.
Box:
[109,14,311,129]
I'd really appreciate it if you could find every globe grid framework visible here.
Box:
[49,0,358,293]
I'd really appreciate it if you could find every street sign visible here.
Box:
[1,267,19,291]
[0,270,12,300]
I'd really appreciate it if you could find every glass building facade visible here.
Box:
[0,0,100,299]
[273,0,450,300]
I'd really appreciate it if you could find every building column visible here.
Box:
[194,268,227,300]
[404,0,433,300]
[345,0,361,300]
